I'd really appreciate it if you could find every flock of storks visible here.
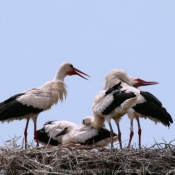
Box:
[0,62,173,149]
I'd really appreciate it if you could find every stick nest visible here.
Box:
[0,137,175,175]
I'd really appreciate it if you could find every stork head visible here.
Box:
[82,116,94,125]
[104,68,158,89]
[65,62,89,79]
[104,69,130,89]
[83,115,105,128]
[55,62,90,81]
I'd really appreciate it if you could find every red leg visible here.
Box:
[128,118,134,148]
[33,117,39,147]
[24,118,30,149]
[136,117,142,148]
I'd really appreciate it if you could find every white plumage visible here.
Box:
[0,62,89,148]
[92,82,137,148]
[37,116,118,147]
[36,120,77,146]
[104,68,172,148]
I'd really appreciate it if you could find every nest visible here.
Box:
[0,137,175,175]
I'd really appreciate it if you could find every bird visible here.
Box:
[0,62,89,148]
[36,120,77,146]
[92,82,138,149]
[104,68,173,148]
[36,116,118,147]
[71,116,118,147]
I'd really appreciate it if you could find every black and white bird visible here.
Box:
[0,62,89,148]
[36,120,77,146]
[37,116,118,147]
[104,69,173,148]
[92,82,138,148]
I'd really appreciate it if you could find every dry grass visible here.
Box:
[0,137,175,175]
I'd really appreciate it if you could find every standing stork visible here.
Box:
[92,82,138,148]
[104,69,173,148]
[0,62,89,148]
[37,116,118,147]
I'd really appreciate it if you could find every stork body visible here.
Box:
[0,62,89,148]
[71,116,118,147]
[104,69,173,148]
[36,120,77,146]
[37,116,118,147]
[92,82,137,148]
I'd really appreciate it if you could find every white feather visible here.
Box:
[17,80,67,109]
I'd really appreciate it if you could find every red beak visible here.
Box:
[134,78,158,87]
[67,68,90,80]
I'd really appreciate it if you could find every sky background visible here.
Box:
[0,1,174,148]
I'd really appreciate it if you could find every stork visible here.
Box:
[104,69,173,148]
[36,120,77,146]
[92,82,138,148]
[37,116,118,147]
[71,116,118,147]
[0,62,89,148]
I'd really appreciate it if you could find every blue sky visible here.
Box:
[0,1,174,148]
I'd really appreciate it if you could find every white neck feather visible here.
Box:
[90,114,105,128]
[54,66,67,81]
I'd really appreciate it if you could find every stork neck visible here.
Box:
[91,114,105,128]
[54,68,66,81]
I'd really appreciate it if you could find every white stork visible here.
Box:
[104,69,173,148]
[0,62,89,148]
[37,116,118,147]
[92,82,138,148]
[36,120,77,146]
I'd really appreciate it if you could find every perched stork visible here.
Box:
[92,82,138,148]
[104,69,173,148]
[37,116,118,147]
[0,62,89,148]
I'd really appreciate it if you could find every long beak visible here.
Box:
[73,68,90,80]
[134,78,158,87]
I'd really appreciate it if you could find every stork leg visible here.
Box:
[33,116,39,147]
[136,117,142,148]
[127,118,134,148]
[114,120,122,149]
[24,118,30,149]
[108,121,114,148]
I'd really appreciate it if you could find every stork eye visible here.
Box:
[69,64,73,68]
[64,127,68,130]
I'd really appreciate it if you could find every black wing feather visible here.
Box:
[80,128,117,145]
[37,128,58,146]
[102,91,136,115]
[0,93,43,121]
[133,102,173,126]
[105,82,122,95]
[140,91,162,107]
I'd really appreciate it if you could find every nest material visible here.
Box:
[0,137,175,175]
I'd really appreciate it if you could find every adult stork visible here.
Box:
[104,69,173,148]
[37,116,118,147]
[92,82,138,148]
[0,62,89,148]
